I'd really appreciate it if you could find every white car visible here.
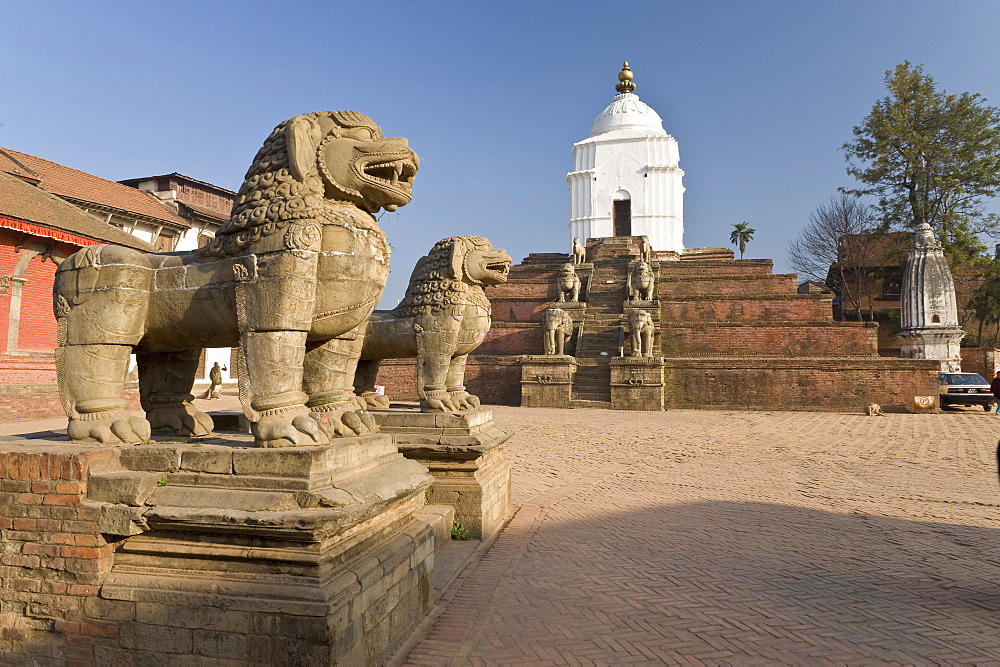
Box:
[939,372,995,411]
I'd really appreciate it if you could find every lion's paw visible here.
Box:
[253,408,329,448]
[67,411,151,444]
[420,390,461,413]
[448,391,481,411]
[147,404,214,437]
[356,391,390,410]
[311,401,378,437]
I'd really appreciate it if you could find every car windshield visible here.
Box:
[941,373,989,385]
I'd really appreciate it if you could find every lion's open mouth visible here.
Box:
[363,159,417,188]
[485,260,511,281]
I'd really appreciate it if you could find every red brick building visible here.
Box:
[0,158,151,421]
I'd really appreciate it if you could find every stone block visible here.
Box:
[179,448,233,474]
[119,622,193,653]
[119,447,182,473]
[520,355,576,408]
[87,473,161,506]
[416,504,455,550]
[610,356,665,411]
[83,597,135,623]
[910,394,938,414]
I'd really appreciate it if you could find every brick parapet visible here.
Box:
[0,442,119,663]
[659,322,878,357]
[661,356,941,412]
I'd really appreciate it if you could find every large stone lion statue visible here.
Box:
[53,110,418,447]
[353,236,511,412]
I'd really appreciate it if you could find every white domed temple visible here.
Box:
[568,63,685,252]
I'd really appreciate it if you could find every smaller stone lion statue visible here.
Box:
[627,260,654,301]
[353,236,511,412]
[556,263,581,302]
[543,307,575,356]
[572,237,587,265]
[628,310,655,357]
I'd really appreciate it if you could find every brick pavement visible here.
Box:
[405,407,1000,665]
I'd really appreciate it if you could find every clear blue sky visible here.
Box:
[4,1,1000,305]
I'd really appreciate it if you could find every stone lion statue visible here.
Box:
[543,307,575,356]
[627,260,654,301]
[53,110,418,447]
[353,236,511,412]
[572,237,587,265]
[556,263,581,302]
[628,310,655,357]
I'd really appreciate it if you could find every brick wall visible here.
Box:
[0,356,57,385]
[960,348,999,379]
[662,357,941,412]
[659,295,833,323]
[659,323,879,357]
[0,386,140,423]
[0,443,119,663]
[377,355,522,406]
[16,254,58,353]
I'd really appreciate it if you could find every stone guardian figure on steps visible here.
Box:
[627,260,654,301]
[53,110,418,447]
[543,307,575,356]
[628,310,655,357]
[572,237,587,265]
[557,263,582,302]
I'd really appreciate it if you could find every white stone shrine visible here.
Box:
[567,62,685,252]
[897,222,964,371]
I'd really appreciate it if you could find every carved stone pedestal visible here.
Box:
[85,434,435,665]
[520,354,577,408]
[373,407,512,540]
[610,356,665,411]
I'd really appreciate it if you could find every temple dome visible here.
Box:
[587,92,667,138]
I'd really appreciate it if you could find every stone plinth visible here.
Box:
[373,407,512,540]
[521,355,577,408]
[898,327,965,371]
[610,356,665,411]
[15,432,438,664]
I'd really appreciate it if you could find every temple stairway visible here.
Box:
[570,238,662,403]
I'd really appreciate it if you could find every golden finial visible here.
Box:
[615,61,636,94]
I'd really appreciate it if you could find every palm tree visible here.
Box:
[730,222,756,260]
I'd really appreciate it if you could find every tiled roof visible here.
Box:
[0,171,152,250]
[0,148,189,228]
[179,200,230,222]
[0,150,41,184]
[120,172,237,196]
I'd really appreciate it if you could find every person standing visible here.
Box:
[990,370,1000,414]
[209,362,225,400]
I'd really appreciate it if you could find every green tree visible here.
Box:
[730,222,755,260]
[969,258,1000,346]
[843,62,1000,264]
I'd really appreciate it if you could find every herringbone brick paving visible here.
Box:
[405,408,1000,665]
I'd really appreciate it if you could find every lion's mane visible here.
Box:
[200,111,381,258]
[392,236,494,318]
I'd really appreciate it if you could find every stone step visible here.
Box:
[567,399,613,409]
